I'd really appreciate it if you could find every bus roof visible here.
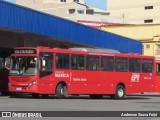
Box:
[13,46,154,59]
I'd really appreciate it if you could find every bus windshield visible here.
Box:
[9,56,38,76]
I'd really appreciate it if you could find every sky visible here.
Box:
[4,0,16,3]
[85,0,107,10]
[4,0,107,10]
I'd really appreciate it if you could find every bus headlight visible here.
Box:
[28,80,37,87]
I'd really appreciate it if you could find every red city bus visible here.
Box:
[5,46,156,99]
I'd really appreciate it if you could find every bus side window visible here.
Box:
[142,59,153,73]
[115,57,128,72]
[71,55,84,70]
[156,64,160,75]
[101,56,114,71]
[86,55,100,71]
[129,58,141,72]
[56,54,70,70]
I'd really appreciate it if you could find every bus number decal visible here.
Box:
[131,73,140,82]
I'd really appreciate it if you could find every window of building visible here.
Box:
[71,54,84,70]
[56,54,70,69]
[146,44,150,49]
[73,0,79,2]
[142,45,144,55]
[156,44,160,55]
[142,59,153,72]
[129,58,141,72]
[77,9,84,14]
[115,57,128,72]
[68,9,75,14]
[86,9,94,14]
[157,44,160,50]
[145,6,153,10]
[60,0,66,2]
[86,55,100,70]
[144,19,153,23]
[101,56,114,71]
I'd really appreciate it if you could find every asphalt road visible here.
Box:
[0,93,160,120]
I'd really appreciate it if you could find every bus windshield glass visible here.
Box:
[9,56,38,76]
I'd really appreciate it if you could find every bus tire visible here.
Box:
[115,85,125,100]
[63,85,69,98]
[56,83,68,99]
[89,94,103,99]
[32,93,39,98]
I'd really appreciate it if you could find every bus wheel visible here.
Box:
[89,94,103,99]
[115,85,125,100]
[32,93,39,98]
[56,83,69,99]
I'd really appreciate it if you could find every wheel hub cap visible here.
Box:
[118,88,124,97]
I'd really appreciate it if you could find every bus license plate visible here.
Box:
[16,87,22,90]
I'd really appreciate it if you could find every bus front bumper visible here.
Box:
[8,82,38,93]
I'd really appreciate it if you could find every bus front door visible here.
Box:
[39,52,54,94]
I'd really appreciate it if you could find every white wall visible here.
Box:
[107,0,160,24]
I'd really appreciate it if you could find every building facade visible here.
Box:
[0,1,142,54]
[101,24,160,59]
[16,0,123,28]
[107,0,160,24]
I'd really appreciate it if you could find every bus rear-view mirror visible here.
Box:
[5,57,12,70]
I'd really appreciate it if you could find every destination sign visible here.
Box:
[14,49,36,54]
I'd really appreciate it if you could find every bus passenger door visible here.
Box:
[39,52,54,94]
